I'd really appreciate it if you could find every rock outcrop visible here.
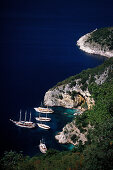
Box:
[52,62,112,145]
[55,120,88,145]
[43,32,113,146]
[44,80,95,109]
[77,29,113,58]
[94,67,109,85]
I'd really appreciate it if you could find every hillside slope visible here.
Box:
[1,30,113,170]
[44,58,113,111]
[44,58,113,145]
[1,58,113,170]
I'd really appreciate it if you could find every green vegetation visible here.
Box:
[87,80,113,124]
[71,91,78,100]
[86,27,113,50]
[1,116,112,170]
[81,102,88,109]
[1,58,113,170]
[69,81,76,88]
[0,150,82,170]
[58,94,63,100]
[51,58,113,92]
[71,134,78,143]
[83,118,113,170]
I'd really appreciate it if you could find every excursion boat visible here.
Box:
[37,123,50,130]
[10,110,36,128]
[39,139,47,153]
[34,107,54,114]
[35,116,51,122]
[35,112,51,122]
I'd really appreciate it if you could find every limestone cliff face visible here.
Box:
[44,80,95,109]
[44,64,112,145]
[43,44,113,146]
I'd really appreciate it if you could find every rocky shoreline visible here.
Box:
[55,120,88,146]
[43,28,113,146]
[77,29,113,58]
[44,81,95,109]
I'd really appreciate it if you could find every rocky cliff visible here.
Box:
[77,27,113,58]
[44,79,94,110]
[44,57,113,145]
[55,120,88,145]
[44,61,112,110]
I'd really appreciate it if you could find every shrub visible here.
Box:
[59,94,63,100]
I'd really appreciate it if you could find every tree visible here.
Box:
[82,118,113,170]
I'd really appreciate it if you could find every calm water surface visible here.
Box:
[0,0,113,156]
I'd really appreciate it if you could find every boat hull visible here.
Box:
[34,107,54,113]
[35,117,51,122]
[39,143,47,153]
[10,119,36,128]
[37,123,50,129]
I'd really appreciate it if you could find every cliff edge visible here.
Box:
[44,58,113,145]
[77,27,113,58]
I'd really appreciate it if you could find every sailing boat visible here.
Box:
[34,102,54,114]
[10,110,36,128]
[37,122,50,130]
[34,107,54,113]
[35,102,51,129]
[36,113,50,129]
[35,112,51,122]
[39,138,47,153]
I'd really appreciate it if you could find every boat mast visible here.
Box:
[25,111,27,122]
[29,112,31,122]
[19,110,21,122]
[40,101,43,107]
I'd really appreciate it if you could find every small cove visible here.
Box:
[1,0,112,156]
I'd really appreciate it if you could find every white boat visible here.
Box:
[39,139,47,153]
[34,107,54,113]
[35,117,51,121]
[10,110,36,128]
[35,112,51,122]
[37,123,50,130]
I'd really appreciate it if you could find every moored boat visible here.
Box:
[35,117,51,121]
[10,110,36,128]
[37,123,50,130]
[34,107,54,113]
[39,139,47,153]
[35,111,51,122]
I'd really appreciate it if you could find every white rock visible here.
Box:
[77,29,113,58]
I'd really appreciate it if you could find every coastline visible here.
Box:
[54,106,87,145]
[77,29,113,58]
[55,119,87,146]
[44,28,113,146]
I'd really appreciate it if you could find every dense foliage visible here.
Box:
[86,27,113,50]
[0,58,113,170]
[51,58,113,90]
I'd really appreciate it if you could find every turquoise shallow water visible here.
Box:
[1,0,113,156]
[63,144,75,150]
[6,106,77,156]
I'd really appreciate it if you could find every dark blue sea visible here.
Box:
[0,0,113,157]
